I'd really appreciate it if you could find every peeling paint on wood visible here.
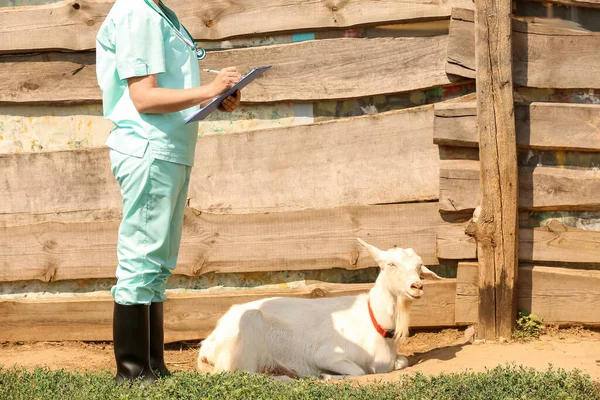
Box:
[0,104,110,153]
[0,103,296,154]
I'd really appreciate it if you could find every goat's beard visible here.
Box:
[394,296,412,341]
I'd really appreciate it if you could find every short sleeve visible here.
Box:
[115,12,166,80]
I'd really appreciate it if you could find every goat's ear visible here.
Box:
[357,238,385,264]
[420,266,443,280]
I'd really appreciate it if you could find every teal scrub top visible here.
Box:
[96,0,201,166]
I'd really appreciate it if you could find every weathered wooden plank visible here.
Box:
[0,202,443,282]
[520,220,600,264]
[440,160,600,213]
[0,148,120,215]
[447,8,600,89]
[200,36,459,103]
[0,279,460,342]
[0,36,458,104]
[472,0,518,339]
[513,104,600,151]
[0,52,99,104]
[455,262,478,324]
[446,8,476,79]
[188,106,439,214]
[438,219,600,263]
[518,265,600,325]
[0,0,113,54]
[439,160,480,213]
[436,216,477,260]
[438,145,479,161]
[437,221,478,260]
[0,0,474,53]
[520,167,600,211]
[0,107,439,216]
[435,102,600,152]
[457,263,600,326]
[525,0,600,8]
[434,102,478,148]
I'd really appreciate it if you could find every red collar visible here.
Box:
[368,298,395,339]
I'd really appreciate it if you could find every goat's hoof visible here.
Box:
[394,356,410,370]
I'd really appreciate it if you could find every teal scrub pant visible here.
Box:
[109,149,191,305]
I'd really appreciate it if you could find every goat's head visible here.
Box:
[357,238,443,300]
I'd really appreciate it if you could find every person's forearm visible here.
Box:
[133,85,218,114]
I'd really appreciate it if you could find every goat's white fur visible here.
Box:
[198,238,442,378]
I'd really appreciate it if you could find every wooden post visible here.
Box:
[469,1,519,340]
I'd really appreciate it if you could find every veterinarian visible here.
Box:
[96,0,241,382]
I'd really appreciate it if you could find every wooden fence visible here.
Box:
[1,0,600,342]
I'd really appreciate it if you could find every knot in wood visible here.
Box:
[465,218,496,247]
[331,6,338,11]
[546,219,567,233]
[350,251,360,267]
[86,19,95,27]
[44,264,58,282]
[205,20,214,28]
[72,2,81,10]
[22,81,40,91]
[43,239,58,252]
[311,288,326,298]
[191,257,206,275]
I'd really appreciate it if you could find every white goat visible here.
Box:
[198,238,442,379]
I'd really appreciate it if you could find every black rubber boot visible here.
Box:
[149,302,172,377]
[113,303,158,383]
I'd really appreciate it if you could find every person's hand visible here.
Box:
[218,90,241,112]
[209,67,241,96]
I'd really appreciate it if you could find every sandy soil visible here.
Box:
[1,327,599,381]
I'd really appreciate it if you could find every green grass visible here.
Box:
[1,364,598,400]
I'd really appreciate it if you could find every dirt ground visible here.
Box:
[1,327,599,382]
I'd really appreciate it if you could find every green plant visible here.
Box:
[514,309,544,341]
[1,364,599,400]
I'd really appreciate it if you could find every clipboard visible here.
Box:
[184,65,272,124]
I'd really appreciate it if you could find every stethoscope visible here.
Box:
[142,0,207,60]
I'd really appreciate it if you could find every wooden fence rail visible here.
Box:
[2,262,597,342]
[0,36,460,104]
[1,202,443,282]
[526,0,600,9]
[0,0,475,53]
[434,102,600,152]
[1,106,439,216]
[0,280,464,342]
[437,220,600,263]
[446,8,600,89]
[457,263,600,326]
[439,159,600,213]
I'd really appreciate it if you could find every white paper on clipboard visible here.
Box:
[184,65,272,124]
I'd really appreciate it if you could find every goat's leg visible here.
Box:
[198,308,270,373]
[315,357,366,381]
[394,355,409,371]
[198,335,217,369]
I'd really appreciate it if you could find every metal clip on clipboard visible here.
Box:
[184,65,272,124]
